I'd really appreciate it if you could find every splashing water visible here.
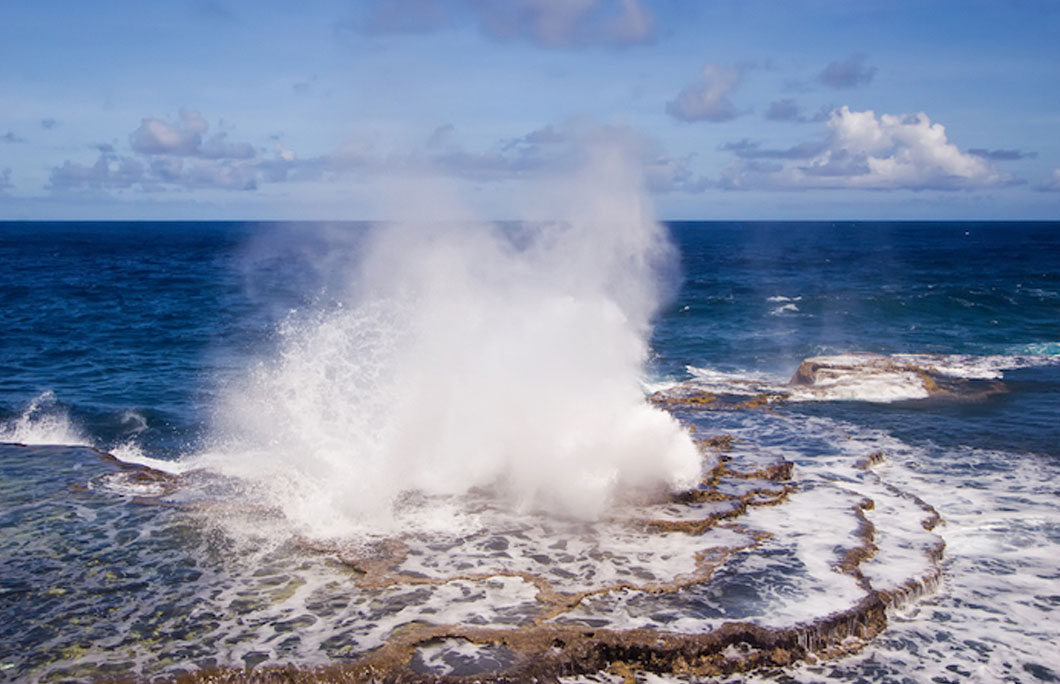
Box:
[0,391,89,446]
[197,144,703,538]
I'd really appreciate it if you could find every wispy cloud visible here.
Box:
[720,138,827,160]
[665,63,745,123]
[968,148,1037,161]
[292,74,318,94]
[818,54,877,90]
[720,106,1017,191]
[1038,169,1060,192]
[476,0,654,48]
[359,0,450,35]
[40,119,58,130]
[2,132,27,144]
[764,99,802,122]
[439,121,707,192]
[0,168,12,191]
[191,0,235,24]
[48,110,704,196]
[349,0,654,48]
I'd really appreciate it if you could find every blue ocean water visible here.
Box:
[3,221,1057,457]
[651,221,1060,458]
[1,220,1058,682]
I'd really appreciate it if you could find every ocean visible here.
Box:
[1,220,1058,683]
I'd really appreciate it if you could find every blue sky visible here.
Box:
[1,0,1058,220]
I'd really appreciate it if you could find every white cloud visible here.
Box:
[49,113,705,197]
[1039,168,1060,192]
[665,64,744,123]
[720,106,1015,191]
[275,143,296,162]
[181,159,259,190]
[430,121,706,193]
[643,153,708,194]
[53,111,268,193]
[130,109,253,160]
[201,133,256,160]
[49,146,145,190]
[130,109,209,156]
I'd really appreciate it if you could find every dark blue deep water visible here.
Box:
[2,221,1057,457]
[1,220,1059,683]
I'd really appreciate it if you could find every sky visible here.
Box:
[1,0,1058,220]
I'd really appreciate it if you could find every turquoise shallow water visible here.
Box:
[1,220,1058,682]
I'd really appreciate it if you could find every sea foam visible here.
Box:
[0,391,89,446]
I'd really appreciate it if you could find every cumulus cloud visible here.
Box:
[51,110,270,193]
[665,63,745,123]
[1038,169,1060,192]
[130,109,211,156]
[720,106,1016,191]
[49,145,145,190]
[819,54,877,90]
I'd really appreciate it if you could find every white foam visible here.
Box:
[685,353,1060,404]
[684,366,786,396]
[108,441,201,476]
[0,391,89,446]
[891,353,1059,380]
[1008,341,1060,356]
[770,303,800,315]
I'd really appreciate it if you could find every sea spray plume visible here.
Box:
[206,140,703,538]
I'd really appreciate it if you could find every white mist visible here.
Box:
[202,140,704,539]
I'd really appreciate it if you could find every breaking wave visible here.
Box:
[0,391,89,446]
